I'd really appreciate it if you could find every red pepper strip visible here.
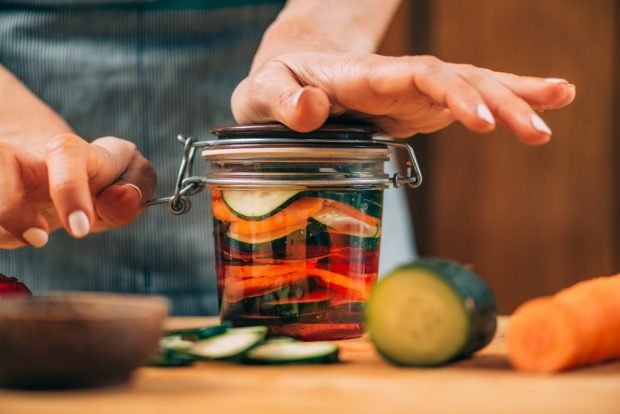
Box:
[225,262,315,279]
[307,268,373,302]
[224,271,309,303]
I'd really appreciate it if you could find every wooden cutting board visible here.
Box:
[0,317,618,414]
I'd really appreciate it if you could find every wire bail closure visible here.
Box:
[146,134,423,215]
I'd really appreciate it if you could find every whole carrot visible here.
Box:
[506,274,620,373]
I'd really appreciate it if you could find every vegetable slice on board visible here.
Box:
[189,327,266,361]
[366,258,497,366]
[244,341,339,365]
[506,274,620,373]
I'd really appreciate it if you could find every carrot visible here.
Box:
[211,197,239,223]
[227,220,309,244]
[307,268,373,301]
[229,197,324,235]
[506,274,620,373]
[225,262,314,279]
[322,199,381,226]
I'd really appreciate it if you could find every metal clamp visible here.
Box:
[146,134,423,215]
[145,135,205,214]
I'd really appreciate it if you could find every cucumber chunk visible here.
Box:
[244,341,339,365]
[189,327,266,361]
[366,258,497,366]
[222,190,301,220]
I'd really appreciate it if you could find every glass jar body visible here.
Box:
[208,156,387,340]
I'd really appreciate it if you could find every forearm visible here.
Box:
[0,65,73,154]
[251,0,401,71]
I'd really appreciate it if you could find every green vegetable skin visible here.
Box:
[150,324,341,366]
[366,258,497,366]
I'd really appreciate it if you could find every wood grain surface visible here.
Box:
[1,317,618,414]
[404,0,619,313]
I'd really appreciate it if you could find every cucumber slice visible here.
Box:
[160,335,195,351]
[261,291,333,317]
[222,190,301,220]
[244,341,339,365]
[151,348,196,367]
[366,258,497,366]
[164,323,230,340]
[311,207,380,238]
[151,336,197,367]
[189,327,266,361]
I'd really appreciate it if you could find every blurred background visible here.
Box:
[379,0,619,313]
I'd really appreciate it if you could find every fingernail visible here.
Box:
[292,88,306,108]
[530,113,552,135]
[68,210,90,238]
[124,184,143,202]
[544,78,569,84]
[476,103,495,125]
[22,228,48,248]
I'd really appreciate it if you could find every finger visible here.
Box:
[231,62,331,132]
[457,69,552,145]
[0,143,50,248]
[408,57,496,133]
[0,225,27,250]
[95,151,156,227]
[46,133,95,238]
[478,68,576,109]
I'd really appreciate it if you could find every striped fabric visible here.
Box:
[0,1,417,315]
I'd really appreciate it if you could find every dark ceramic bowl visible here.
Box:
[0,293,168,389]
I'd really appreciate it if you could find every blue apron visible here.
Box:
[0,0,416,315]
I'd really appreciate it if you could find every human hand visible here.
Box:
[232,52,575,145]
[0,67,155,249]
[0,135,156,249]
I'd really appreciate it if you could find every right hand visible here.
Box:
[0,67,156,249]
[0,135,156,250]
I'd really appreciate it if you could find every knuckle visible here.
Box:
[46,133,83,155]
[417,55,443,68]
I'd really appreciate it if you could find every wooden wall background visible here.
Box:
[379,0,619,313]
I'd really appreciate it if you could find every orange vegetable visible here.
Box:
[227,220,309,244]
[225,262,313,279]
[307,268,373,301]
[506,274,620,373]
[229,197,324,235]
[322,199,380,226]
[211,197,239,223]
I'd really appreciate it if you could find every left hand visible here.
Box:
[231,52,575,145]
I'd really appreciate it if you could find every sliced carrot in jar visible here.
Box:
[229,197,324,235]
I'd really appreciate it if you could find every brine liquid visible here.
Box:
[213,190,382,341]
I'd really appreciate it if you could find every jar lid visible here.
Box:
[211,123,379,141]
[145,126,423,215]
[204,124,390,160]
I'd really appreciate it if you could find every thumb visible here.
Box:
[94,150,156,229]
[231,62,331,132]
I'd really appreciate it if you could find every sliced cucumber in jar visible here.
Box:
[222,190,301,220]
[366,258,497,367]
[189,327,266,361]
[244,341,340,365]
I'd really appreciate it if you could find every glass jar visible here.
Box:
[150,124,422,340]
